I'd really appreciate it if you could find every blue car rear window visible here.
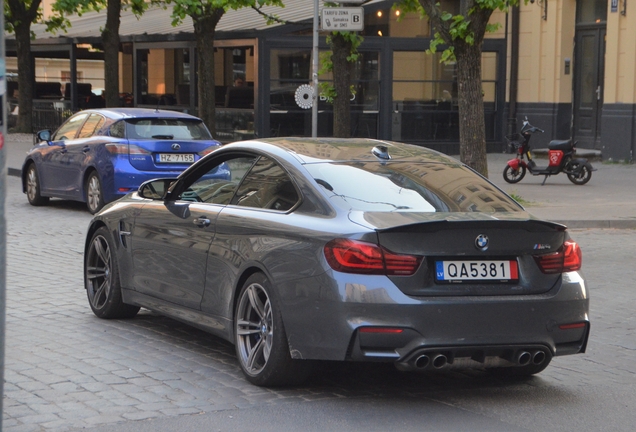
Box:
[125,119,212,140]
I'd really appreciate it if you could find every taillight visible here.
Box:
[105,143,127,154]
[324,239,422,276]
[534,240,582,274]
[105,144,151,155]
[198,146,218,157]
[129,144,151,155]
[359,327,404,334]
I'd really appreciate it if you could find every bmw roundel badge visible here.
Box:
[475,234,489,251]
[171,143,181,150]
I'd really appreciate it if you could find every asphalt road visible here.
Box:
[2,174,636,432]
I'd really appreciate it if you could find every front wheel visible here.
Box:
[234,273,313,386]
[85,226,140,319]
[567,162,592,185]
[86,171,105,214]
[503,164,526,184]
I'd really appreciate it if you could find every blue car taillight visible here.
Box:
[198,146,219,157]
[105,143,151,155]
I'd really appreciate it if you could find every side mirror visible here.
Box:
[36,130,52,143]
[138,178,177,200]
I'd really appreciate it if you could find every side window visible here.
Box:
[77,114,105,138]
[110,121,125,138]
[53,113,89,141]
[179,156,257,205]
[232,157,299,211]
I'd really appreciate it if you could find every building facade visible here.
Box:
[5,0,635,161]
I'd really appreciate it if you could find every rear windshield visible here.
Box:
[304,161,521,213]
[125,118,212,140]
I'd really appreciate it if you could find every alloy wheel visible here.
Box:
[236,282,273,376]
[26,167,38,202]
[85,234,112,310]
[87,174,103,213]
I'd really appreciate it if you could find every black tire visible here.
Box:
[503,165,526,184]
[234,273,313,386]
[86,171,105,214]
[85,226,140,319]
[25,163,50,206]
[567,162,592,185]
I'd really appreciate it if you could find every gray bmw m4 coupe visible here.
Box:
[84,138,589,386]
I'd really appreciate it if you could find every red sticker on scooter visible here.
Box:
[550,153,559,164]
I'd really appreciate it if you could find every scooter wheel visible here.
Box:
[567,162,592,185]
[503,165,526,183]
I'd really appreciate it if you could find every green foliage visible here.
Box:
[4,0,43,33]
[49,0,150,34]
[508,192,531,205]
[318,31,363,105]
[395,0,520,63]
[166,0,284,26]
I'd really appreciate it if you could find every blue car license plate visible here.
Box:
[157,153,195,163]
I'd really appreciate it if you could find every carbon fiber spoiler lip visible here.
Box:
[348,211,568,232]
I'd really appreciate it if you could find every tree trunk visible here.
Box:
[331,34,353,138]
[103,0,122,107]
[193,11,224,136]
[455,41,488,177]
[14,22,35,133]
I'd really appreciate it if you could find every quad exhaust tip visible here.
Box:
[516,350,546,366]
[532,350,546,365]
[516,351,531,366]
[432,354,447,369]
[404,348,548,371]
[414,355,430,369]
[413,353,447,369]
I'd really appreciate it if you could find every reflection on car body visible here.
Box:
[83,137,590,386]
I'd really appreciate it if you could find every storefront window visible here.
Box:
[136,44,256,142]
[269,49,380,138]
[392,51,497,145]
[139,48,192,107]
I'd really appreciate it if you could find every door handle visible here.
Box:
[596,86,602,100]
[193,216,211,228]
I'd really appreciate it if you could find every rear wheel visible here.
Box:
[86,171,105,214]
[25,164,49,206]
[85,226,140,319]
[567,162,592,185]
[234,273,313,386]
[503,164,526,183]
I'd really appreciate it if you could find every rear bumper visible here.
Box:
[279,270,589,367]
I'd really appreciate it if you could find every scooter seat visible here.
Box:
[548,139,573,151]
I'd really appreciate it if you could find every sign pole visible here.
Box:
[312,0,319,137]
[0,0,6,428]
